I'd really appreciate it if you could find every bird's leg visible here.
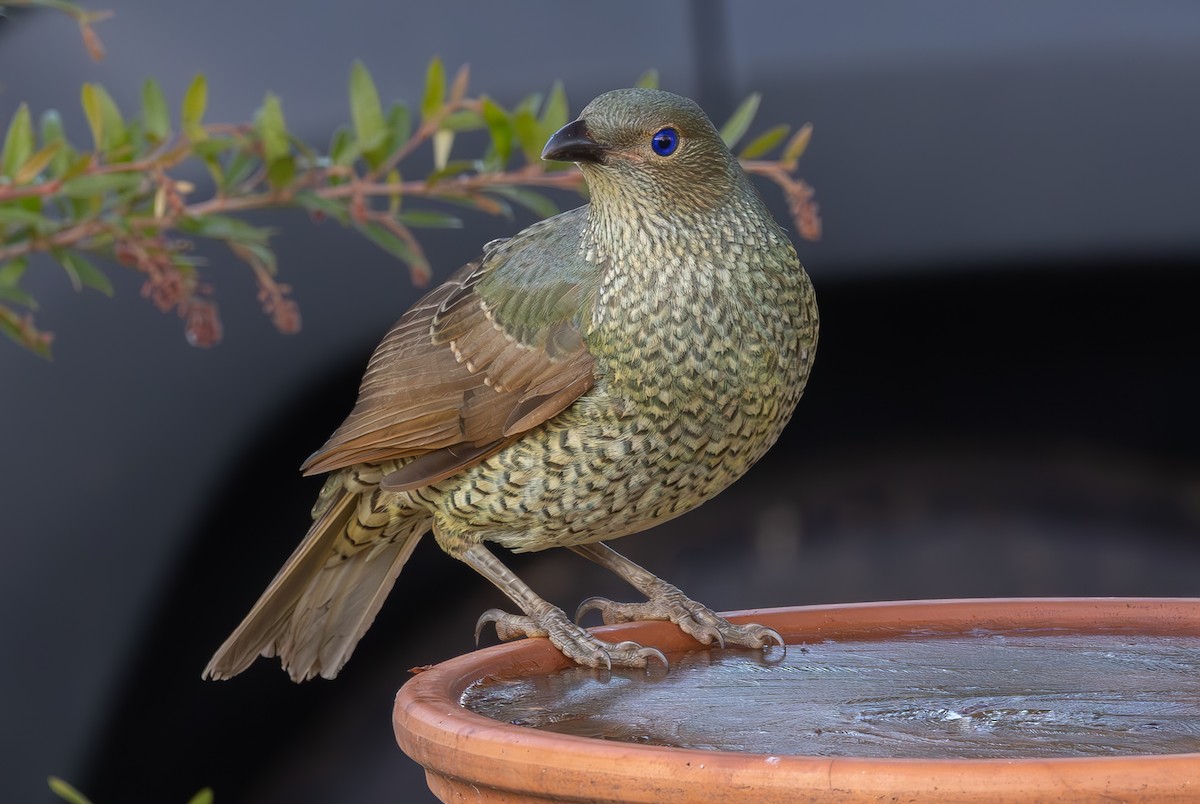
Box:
[461,544,667,669]
[570,542,785,653]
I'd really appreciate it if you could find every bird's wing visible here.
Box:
[300,209,599,489]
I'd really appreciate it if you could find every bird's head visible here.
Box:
[542,88,743,217]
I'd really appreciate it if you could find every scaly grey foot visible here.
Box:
[575,587,785,653]
[475,606,668,670]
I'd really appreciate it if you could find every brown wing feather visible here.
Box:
[300,259,595,480]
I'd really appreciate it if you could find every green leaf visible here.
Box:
[54,249,113,295]
[187,788,215,804]
[0,256,28,288]
[80,84,104,151]
[141,78,170,142]
[48,777,93,804]
[0,304,52,357]
[349,60,386,152]
[0,256,35,308]
[538,80,569,142]
[738,123,790,159]
[719,92,761,151]
[440,109,485,132]
[781,122,813,165]
[229,239,277,274]
[396,209,462,228]
[328,126,357,167]
[58,173,143,198]
[267,154,295,188]
[513,107,542,165]
[295,190,349,223]
[2,103,34,180]
[634,69,659,89]
[421,56,446,121]
[480,97,512,168]
[0,206,51,229]
[179,214,272,245]
[257,92,290,164]
[488,185,559,220]
[91,84,127,153]
[424,159,474,185]
[221,148,257,192]
[182,73,208,141]
[385,102,411,154]
[14,140,61,184]
[39,110,71,176]
[359,221,419,264]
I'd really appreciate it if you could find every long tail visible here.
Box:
[204,474,430,681]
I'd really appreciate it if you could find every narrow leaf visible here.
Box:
[257,92,289,163]
[738,124,790,160]
[782,122,813,165]
[0,304,53,358]
[480,97,512,168]
[92,84,127,153]
[39,110,72,176]
[0,206,51,228]
[14,141,60,184]
[440,109,485,132]
[0,256,29,288]
[513,107,542,165]
[229,240,277,274]
[295,190,349,222]
[421,57,446,121]
[59,173,143,198]
[141,78,170,142]
[396,209,462,228]
[634,69,659,89]
[328,126,357,167]
[47,777,93,804]
[359,221,419,264]
[349,60,386,151]
[538,81,569,142]
[179,214,273,244]
[187,788,215,804]
[385,102,411,153]
[2,103,34,180]
[182,73,208,141]
[54,250,114,296]
[719,92,761,150]
[268,155,295,188]
[488,185,559,219]
[80,85,104,151]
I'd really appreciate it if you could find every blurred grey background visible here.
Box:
[3,1,1200,802]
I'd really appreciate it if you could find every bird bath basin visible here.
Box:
[394,598,1200,801]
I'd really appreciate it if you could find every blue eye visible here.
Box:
[651,127,678,156]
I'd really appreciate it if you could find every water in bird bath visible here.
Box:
[462,631,1200,758]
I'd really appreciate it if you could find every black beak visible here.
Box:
[541,119,607,164]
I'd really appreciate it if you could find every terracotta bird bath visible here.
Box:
[394,598,1200,802]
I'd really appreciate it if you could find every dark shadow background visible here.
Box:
[3,2,1200,802]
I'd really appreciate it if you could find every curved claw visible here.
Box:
[612,640,643,650]
[574,596,611,625]
[694,624,725,649]
[757,627,786,649]
[637,646,670,668]
[474,608,509,645]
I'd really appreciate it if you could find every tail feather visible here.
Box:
[204,485,429,681]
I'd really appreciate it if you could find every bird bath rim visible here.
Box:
[394,598,1200,802]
